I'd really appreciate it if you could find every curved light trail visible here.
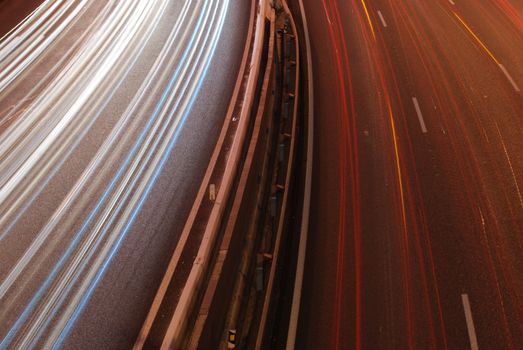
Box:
[0,0,240,348]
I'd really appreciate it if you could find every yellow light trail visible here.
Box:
[360,0,376,40]
[453,11,500,65]
[388,104,409,233]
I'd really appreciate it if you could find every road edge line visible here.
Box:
[285,0,314,347]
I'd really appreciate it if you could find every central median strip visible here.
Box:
[133,0,270,348]
[186,10,277,348]
[254,2,300,347]
[133,1,304,348]
[172,1,305,347]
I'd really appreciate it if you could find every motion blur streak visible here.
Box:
[452,11,500,65]
[0,0,248,348]
[359,0,376,40]
[48,2,229,348]
[295,0,523,348]
[319,0,363,348]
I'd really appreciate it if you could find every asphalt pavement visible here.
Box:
[295,0,523,349]
[0,0,249,349]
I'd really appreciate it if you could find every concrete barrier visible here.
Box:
[133,0,274,348]
[255,2,301,348]
[186,16,277,348]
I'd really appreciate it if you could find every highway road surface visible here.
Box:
[294,0,523,349]
[0,0,249,349]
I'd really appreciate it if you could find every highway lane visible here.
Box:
[294,0,523,349]
[0,0,249,349]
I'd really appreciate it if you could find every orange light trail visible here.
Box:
[387,106,408,234]
[359,0,376,40]
[452,11,500,65]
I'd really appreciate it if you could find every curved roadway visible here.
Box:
[0,0,249,349]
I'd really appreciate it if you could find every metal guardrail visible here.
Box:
[185,10,278,349]
[133,0,274,348]
[254,2,300,348]
[153,0,303,347]
[187,2,305,348]
[184,2,302,347]
[132,0,310,347]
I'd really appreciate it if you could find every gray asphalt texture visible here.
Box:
[0,0,249,349]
